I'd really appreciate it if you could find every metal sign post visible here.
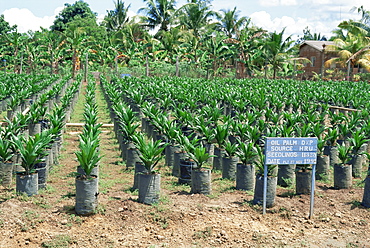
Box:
[264,137,318,216]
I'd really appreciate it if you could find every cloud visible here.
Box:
[250,11,299,32]
[2,7,62,33]
[259,0,297,7]
[249,11,336,40]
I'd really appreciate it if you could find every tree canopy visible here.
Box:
[0,1,369,80]
[51,0,97,32]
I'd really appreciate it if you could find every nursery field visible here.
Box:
[1,73,370,247]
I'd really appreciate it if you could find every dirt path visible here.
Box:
[1,79,370,247]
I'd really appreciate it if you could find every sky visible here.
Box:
[1,0,370,39]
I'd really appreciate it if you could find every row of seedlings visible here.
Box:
[105,75,370,208]
[0,75,81,195]
[0,74,59,120]
[74,78,102,215]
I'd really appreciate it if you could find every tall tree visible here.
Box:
[216,7,248,38]
[201,32,232,77]
[352,5,370,24]
[3,31,25,73]
[325,30,370,78]
[51,0,97,32]
[64,25,88,78]
[0,14,17,35]
[296,26,327,44]
[38,29,67,74]
[177,0,217,63]
[263,29,295,79]
[104,0,131,32]
[228,20,266,77]
[177,0,217,39]
[139,0,176,36]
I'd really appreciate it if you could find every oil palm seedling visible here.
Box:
[235,141,257,191]
[133,132,167,204]
[12,131,52,196]
[348,129,368,178]
[187,144,215,195]
[213,124,229,171]
[75,80,101,215]
[253,145,278,208]
[334,144,353,189]
[0,134,14,188]
[325,127,340,166]
[222,141,239,180]
[316,138,330,180]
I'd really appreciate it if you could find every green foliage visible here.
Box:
[12,132,52,174]
[104,0,131,32]
[0,134,13,162]
[187,145,214,169]
[224,141,238,158]
[75,80,102,177]
[337,144,353,164]
[133,133,166,173]
[236,141,257,165]
[75,138,101,176]
[196,123,215,144]
[214,124,228,148]
[317,138,325,155]
[254,145,277,176]
[325,128,339,146]
[51,1,97,32]
[348,130,368,154]
[0,14,17,34]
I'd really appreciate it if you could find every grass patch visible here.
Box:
[32,197,52,209]
[353,178,365,188]
[62,192,76,199]
[42,234,73,248]
[193,226,213,239]
[99,178,123,194]
[162,180,191,192]
[124,187,139,195]
[212,177,235,193]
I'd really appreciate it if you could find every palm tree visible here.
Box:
[263,28,295,79]
[139,0,176,37]
[158,27,187,62]
[104,0,131,32]
[325,21,370,79]
[176,0,218,64]
[216,7,248,38]
[177,0,217,39]
[352,5,370,24]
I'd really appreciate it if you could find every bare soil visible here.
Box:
[1,81,370,248]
